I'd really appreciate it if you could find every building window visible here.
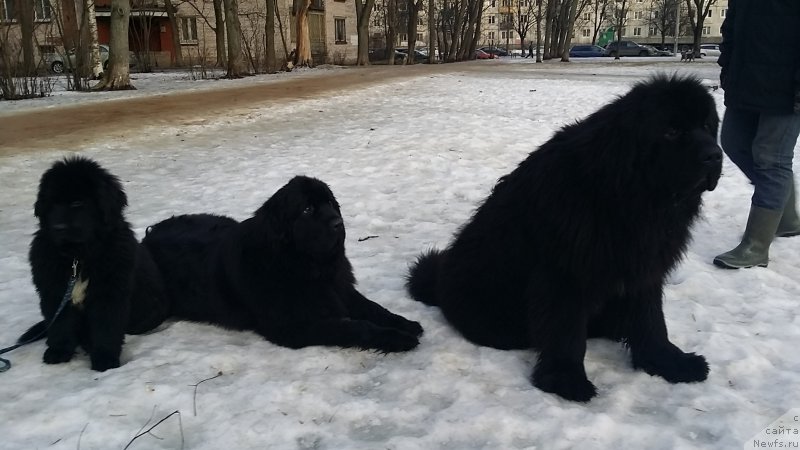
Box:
[581,28,590,37]
[417,33,423,42]
[399,33,407,42]
[648,27,655,36]
[0,0,15,22]
[180,17,198,44]
[633,27,641,36]
[335,17,346,44]
[418,18,423,26]
[583,12,591,21]
[491,0,495,7]
[706,9,712,17]
[34,0,51,21]
[488,32,495,40]
[634,11,643,19]
[702,26,710,35]
[721,8,726,17]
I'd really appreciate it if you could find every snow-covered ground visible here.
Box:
[1,57,798,450]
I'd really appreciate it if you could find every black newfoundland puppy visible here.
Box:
[142,175,423,352]
[22,157,169,371]
[407,76,721,402]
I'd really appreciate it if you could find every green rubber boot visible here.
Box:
[714,206,783,269]
[776,182,800,237]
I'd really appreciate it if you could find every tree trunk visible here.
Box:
[406,0,422,64]
[355,0,376,65]
[560,0,579,62]
[96,0,134,90]
[294,0,313,67]
[387,0,397,65]
[164,0,184,67]
[542,0,556,59]
[266,0,277,72]
[275,0,292,68]
[427,0,435,63]
[535,0,542,62]
[213,0,227,66]
[60,0,81,51]
[85,0,103,78]
[223,0,247,76]
[14,0,34,75]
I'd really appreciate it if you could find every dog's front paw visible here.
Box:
[43,346,75,364]
[532,366,597,402]
[633,347,709,383]
[397,318,424,338]
[90,352,121,372]
[370,328,420,353]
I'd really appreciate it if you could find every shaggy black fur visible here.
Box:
[407,76,721,402]
[142,176,423,352]
[22,157,170,371]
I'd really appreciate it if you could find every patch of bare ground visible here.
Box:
[0,63,461,156]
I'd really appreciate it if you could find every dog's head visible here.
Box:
[34,157,127,247]
[580,75,722,202]
[255,176,345,259]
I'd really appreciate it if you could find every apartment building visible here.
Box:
[474,0,728,52]
[0,0,359,70]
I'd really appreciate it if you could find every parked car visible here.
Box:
[646,45,675,56]
[395,48,428,63]
[46,45,109,74]
[474,49,495,59]
[568,44,605,57]
[45,45,137,74]
[700,44,721,57]
[368,48,407,64]
[478,46,510,57]
[603,40,654,57]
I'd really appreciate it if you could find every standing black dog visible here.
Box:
[21,157,170,371]
[143,176,423,352]
[407,76,721,402]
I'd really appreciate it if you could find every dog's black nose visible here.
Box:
[700,145,723,166]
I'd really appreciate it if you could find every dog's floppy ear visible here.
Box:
[95,171,128,228]
[254,177,303,245]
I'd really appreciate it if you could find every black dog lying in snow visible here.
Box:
[143,175,423,352]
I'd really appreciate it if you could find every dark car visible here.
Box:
[603,40,654,57]
[568,45,605,58]
[368,48,407,64]
[395,48,428,63]
[478,46,510,57]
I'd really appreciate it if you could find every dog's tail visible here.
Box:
[406,249,445,306]
[17,321,47,344]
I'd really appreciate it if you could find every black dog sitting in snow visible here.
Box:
[407,76,720,402]
[21,157,170,371]
[143,175,423,352]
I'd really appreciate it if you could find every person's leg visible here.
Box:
[714,112,800,268]
[749,112,800,211]
[720,107,759,182]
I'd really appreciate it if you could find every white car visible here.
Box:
[700,44,721,57]
[45,45,110,74]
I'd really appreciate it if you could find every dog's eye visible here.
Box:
[664,128,682,140]
[302,205,315,215]
[70,201,84,209]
